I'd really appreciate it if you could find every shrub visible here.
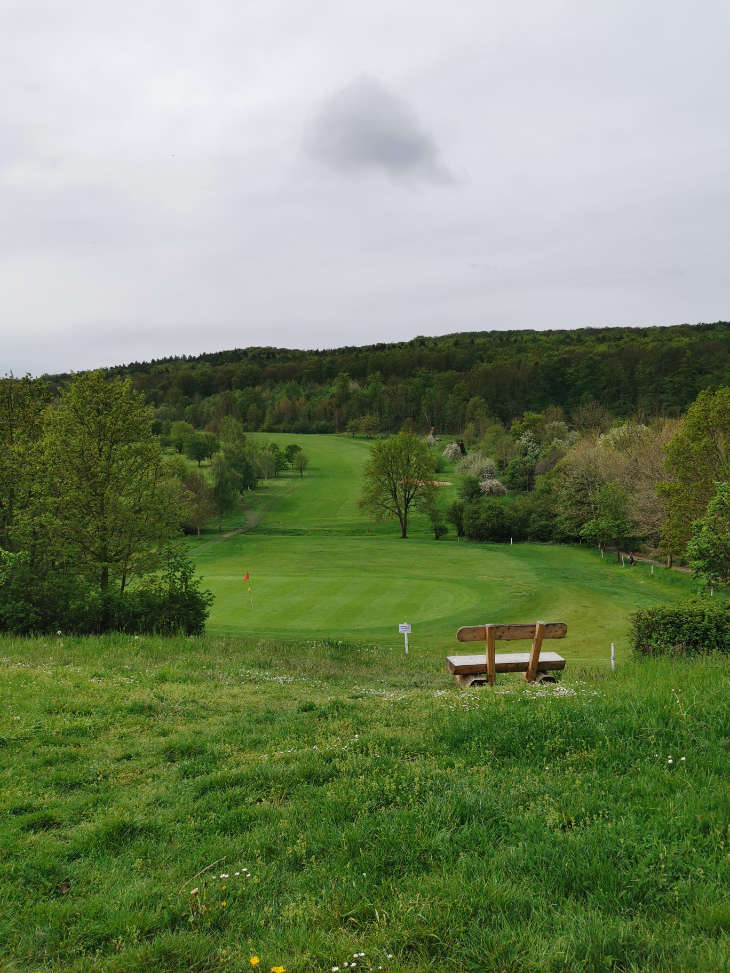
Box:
[511,491,556,541]
[464,498,513,542]
[0,545,213,636]
[630,600,730,657]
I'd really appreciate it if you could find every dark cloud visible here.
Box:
[305,76,453,184]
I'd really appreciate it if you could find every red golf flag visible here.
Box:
[242,572,249,582]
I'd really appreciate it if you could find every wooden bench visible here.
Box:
[446,621,567,688]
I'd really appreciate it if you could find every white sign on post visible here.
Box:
[398,622,411,654]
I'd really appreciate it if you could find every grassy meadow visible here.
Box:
[3,433,729,972]
[1,635,730,972]
[189,434,696,663]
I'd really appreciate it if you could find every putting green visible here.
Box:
[189,433,696,664]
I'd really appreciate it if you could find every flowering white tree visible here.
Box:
[480,477,507,496]
[443,442,461,462]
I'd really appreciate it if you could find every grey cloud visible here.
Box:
[305,76,453,184]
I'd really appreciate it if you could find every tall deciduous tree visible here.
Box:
[659,388,730,559]
[182,471,215,537]
[184,431,218,467]
[579,483,636,561]
[210,454,240,531]
[687,482,730,590]
[27,371,180,592]
[0,375,49,551]
[359,432,435,538]
[294,452,309,477]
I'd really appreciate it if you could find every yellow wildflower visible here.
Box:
[250,959,260,968]
[271,967,286,973]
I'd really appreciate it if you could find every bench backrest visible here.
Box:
[456,621,567,685]
[456,623,567,642]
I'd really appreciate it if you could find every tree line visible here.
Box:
[41,322,730,439]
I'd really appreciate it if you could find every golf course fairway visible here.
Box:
[188,433,695,664]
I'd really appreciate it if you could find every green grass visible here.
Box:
[1,635,729,971]
[189,434,696,663]
[3,434,725,971]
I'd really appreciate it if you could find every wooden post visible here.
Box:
[525,620,545,683]
[485,624,496,686]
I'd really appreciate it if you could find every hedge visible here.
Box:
[630,599,730,657]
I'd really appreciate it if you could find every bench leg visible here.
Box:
[524,620,545,683]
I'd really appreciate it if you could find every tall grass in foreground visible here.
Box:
[1,634,729,972]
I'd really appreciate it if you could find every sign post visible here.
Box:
[398,622,411,655]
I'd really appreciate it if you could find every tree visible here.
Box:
[579,483,635,561]
[423,494,448,540]
[169,420,195,453]
[660,388,730,559]
[687,482,730,590]
[447,499,466,539]
[219,416,247,451]
[285,443,302,467]
[479,477,507,496]
[505,456,536,492]
[210,454,240,532]
[184,431,217,467]
[218,417,258,489]
[182,471,215,536]
[359,414,379,438]
[359,432,435,538]
[0,375,49,551]
[294,452,309,477]
[257,451,277,480]
[267,443,287,477]
[25,371,179,593]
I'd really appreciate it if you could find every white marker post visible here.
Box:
[651,564,654,576]
[399,622,411,655]
[610,642,615,671]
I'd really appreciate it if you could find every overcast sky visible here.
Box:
[2,1,729,375]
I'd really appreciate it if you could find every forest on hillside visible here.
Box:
[44,321,730,435]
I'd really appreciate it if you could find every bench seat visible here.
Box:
[446,651,566,676]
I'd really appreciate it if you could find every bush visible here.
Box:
[630,600,730,657]
[511,491,556,541]
[0,546,213,636]
[463,498,513,542]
